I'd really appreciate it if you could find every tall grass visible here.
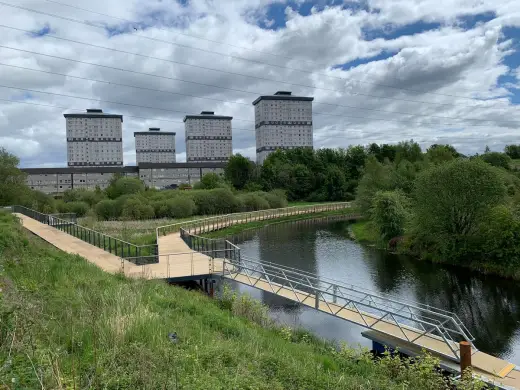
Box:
[0,213,484,389]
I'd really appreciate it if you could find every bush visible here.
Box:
[153,197,196,219]
[23,190,56,213]
[105,177,145,199]
[258,191,287,209]
[194,173,225,190]
[166,197,196,218]
[95,199,118,220]
[238,193,270,211]
[190,189,240,215]
[55,199,69,214]
[64,201,90,217]
[121,198,155,220]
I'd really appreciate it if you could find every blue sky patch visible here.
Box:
[257,0,345,30]
[29,24,51,38]
[362,20,441,41]
[456,11,496,30]
[332,50,397,70]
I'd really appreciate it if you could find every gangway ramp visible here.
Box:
[220,257,518,387]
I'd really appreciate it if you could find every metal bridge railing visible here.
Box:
[12,205,158,265]
[157,202,353,240]
[221,256,476,362]
[124,249,238,279]
[242,257,475,342]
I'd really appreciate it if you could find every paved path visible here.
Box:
[17,214,219,280]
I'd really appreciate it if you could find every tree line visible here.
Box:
[3,140,520,274]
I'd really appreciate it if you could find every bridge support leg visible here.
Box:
[315,291,320,309]
[209,280,214,298]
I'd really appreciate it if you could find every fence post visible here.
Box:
[460,341,472,378]
[333,285,338,304]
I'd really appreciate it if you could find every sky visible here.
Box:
[0,0,519,167]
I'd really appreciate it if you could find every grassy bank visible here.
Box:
[349,220,520,280]
[349,220,380,245]
[0,213,483,389]
[201,208,361,239]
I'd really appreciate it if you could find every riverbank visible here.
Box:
[0,212,483,389]
[349,220,520,280]
[201,207,361,238]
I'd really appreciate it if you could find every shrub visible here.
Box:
[22,190,56,213]
[55,199,69,214]
[190,189,240,215]
[153,197,196,219]
[105,177,145,199]
[64,201,90,217]
[165,197,196,218]
[95,199,118,220]
[121,198,155,220]
[258,191,287,209]
[238,193,270,211]
[194,173,225,190]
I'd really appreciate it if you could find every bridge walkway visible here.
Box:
[222,258,520,388]
[16,214,221,280]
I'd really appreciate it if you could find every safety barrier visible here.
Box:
[11,205,158,265]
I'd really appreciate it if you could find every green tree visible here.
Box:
[225,154,255,190]
[105,177,145,199]
[505,144,520,160]
[412,159,507,260]
[371,191,409,241]
[0,148,28,206]
[426,144,458,164]
[195,173,224,190]
[395,140,423,164]
[322,166,348,201]
[356,157,393,214]
[477,205,520,266]
[480,152,511,170]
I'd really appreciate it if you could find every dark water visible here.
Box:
[224,218,520,364]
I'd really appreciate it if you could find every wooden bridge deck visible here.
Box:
[228,272,519,388]
[16,214,220,280]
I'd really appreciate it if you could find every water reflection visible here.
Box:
[229,218,520,364]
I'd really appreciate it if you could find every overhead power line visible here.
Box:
[0,63,250,107]
[0,84,254,122]
[26,0,513,106]
[0,84,511,128]
[0,97,256,133]
[1,45,518,128]
[0,2,511,109]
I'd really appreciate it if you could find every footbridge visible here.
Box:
[9,204,520,389]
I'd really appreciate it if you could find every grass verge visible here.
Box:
[349,220,380,244]
[201,208,361,239]
[0,212,484,389]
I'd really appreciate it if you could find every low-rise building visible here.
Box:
[22,163,225,194]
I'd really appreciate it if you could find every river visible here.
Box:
[223,217,520,364]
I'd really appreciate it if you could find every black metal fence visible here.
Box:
[180,227,240,264]
[12,205,158,265]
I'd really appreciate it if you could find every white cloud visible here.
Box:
[0,0,519,167]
